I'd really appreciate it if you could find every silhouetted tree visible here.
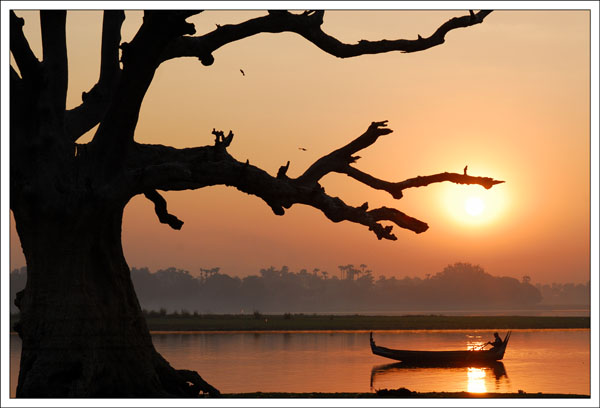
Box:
[200,272,242,311]
[12,263,554,317]
[9,267,27,314]
[425,263,542,308]
[535,281,590,306]
[200,267,220,282]
[10,9,499,397]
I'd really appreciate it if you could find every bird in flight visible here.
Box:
[240,69,245,76]
[298,147,307,151]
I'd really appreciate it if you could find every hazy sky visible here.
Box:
[7,8,594,284]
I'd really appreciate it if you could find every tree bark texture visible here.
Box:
[10,10,498,397]
[13,203,218,397]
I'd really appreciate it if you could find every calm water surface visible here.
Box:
[10,329,590,396]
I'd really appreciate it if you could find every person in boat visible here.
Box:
[486,332,503,350]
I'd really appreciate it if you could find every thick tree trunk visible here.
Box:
[9,9,497,398]
[12,202,219,397]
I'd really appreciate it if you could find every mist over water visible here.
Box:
[11,263,589,315]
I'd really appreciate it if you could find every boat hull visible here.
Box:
[370,331,511,363]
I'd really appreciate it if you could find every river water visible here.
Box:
[9,329,590,397]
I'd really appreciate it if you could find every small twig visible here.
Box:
[277,161,290,179]
[212,128,234,147]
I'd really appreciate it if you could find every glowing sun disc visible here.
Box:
[465,196,485,216]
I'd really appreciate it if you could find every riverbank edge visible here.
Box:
[141,314,590,331]
[221,391,590,398]
[8,314,590,333]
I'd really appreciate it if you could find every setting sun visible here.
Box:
[441,182,509,227]
[465,196,485,217]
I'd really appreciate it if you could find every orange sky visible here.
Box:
[7,9,593,284]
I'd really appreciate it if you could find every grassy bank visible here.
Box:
[9,313,589,332]
[142,314,590,331]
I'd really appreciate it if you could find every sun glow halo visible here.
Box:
[465,196,485,216]
[441,182,508,227]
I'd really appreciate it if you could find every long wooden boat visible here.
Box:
[370,331,511,363]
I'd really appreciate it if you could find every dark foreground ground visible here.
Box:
[141,314,589,331]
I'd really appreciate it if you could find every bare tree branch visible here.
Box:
[369,207,428,235]
[10,11,41,79]
[340,166,405,198]
[305,9,494,57]
[160,10,492,64]
[297,121,504,199]
[342,166,504,199]
[99,11,125,85]
[297,120,392,184]
[120,122,503,239]
[66,10,125,141]
[397,172,504,190]
[128,145,426,238]
[92,11,198,152]
[123,142,426,238]
[144,189,184,230]
[40,10,68,113]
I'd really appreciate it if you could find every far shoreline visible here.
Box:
[9,314,590,333]
[143,314,589,332]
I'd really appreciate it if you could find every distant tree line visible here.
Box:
[535,281,591,306]
[9,263,589,314]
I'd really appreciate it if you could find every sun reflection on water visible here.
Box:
[467,367,487,393]
[467,341,486,351]
[466,334,485,351]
